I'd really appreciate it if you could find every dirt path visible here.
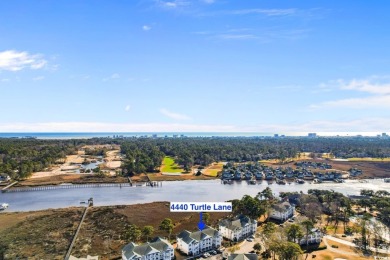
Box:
[325,235,390,255]
[323,236,360,257]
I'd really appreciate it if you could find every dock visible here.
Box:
[4,183,130,193]
[145,174,162,187]
[65,198,93,260]
[1,181,18,193]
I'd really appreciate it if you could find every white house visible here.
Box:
[122,237,174,260]
[219,215,257,241]
[176,226,222,256]
[299,228,322,245]
[269,201,295,222]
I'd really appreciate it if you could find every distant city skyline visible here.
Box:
[1,1,390,132]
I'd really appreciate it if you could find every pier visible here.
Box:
[3,181,164,193]
[145,174,162,187]
[65,198,93,260]
[1,181,18,193]
[5,183,131,193]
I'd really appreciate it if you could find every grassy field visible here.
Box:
[0,203,229,259]
[147,173,217,181]
[160,156,183,173]
[347,157,390,162]
[202,162,224,177]
[0,208,83,259]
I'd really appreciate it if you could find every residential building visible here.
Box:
[122,237,174,260]
[228,254,258,260]
[269,201,295,222]
[219,215,257,241]
[176,226,222,256]
[299,228,322,245]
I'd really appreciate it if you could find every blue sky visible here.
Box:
[1,0,390,133]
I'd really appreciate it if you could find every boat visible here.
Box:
[223,179,233,185]
[0,203,9,210]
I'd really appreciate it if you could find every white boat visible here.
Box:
[0,203,9,210]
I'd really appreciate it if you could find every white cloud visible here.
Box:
[217,34,257,40]
[111,73,120,79]
[142,25,152,31]
[1,118,389,132]
[32,76,45,81]
[256,118,390,132]
[312,77,390,109]
[202,0,215,4]
[0,50,47,71]
[103,73,120,81]
[1,78,10,83]
[125,105,131,112]
[156,0,190,9]
[0,122,236,132]
[222,8,297,16]
[339,78,390,94]
[160,108,191,120]
[311,95,390,109]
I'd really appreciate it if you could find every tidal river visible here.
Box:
[1,179,389,212]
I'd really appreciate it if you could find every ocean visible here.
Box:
[0,132,277,139]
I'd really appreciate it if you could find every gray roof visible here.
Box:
[177,226,219,244]
[271,201,293,213]
[228,254,258,260]
[122,237,172,259]
[219,215,255,231]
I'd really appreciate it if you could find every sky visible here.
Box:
[1,0,390,133]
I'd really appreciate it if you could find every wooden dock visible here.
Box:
[64,198,93,260]
[4,183,131,193]
[145,174,162,187]
[1,181,18,193]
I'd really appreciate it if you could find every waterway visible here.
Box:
[0,179,389,212]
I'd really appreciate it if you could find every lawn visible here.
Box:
[202,162,224,177]
[347,157,390,162]
[160,156,183,173]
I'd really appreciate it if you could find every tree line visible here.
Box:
[2,136,390,178]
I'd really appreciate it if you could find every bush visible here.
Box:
[331,245,339,248]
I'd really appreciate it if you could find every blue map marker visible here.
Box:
[197,212,206,230]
